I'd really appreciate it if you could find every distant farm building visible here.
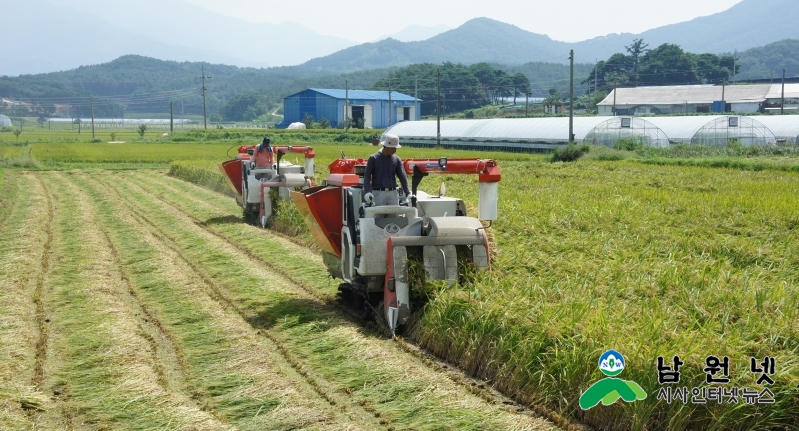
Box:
[598,84,799,116]
[277,88,421,129]
[0,115,11,127]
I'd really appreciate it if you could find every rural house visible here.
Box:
[277,88,421,129]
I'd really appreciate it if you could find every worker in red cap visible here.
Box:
[363,133,412,206]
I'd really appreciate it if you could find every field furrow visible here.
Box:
[33,171,234,430]
[0,170,17,229]
[30,174,54,394]
[132,169,320,256]
[95,172,409,430]
[54,171,235,429]
[103,170,558,430]
[0,171,47,429]
[75,171,369,429]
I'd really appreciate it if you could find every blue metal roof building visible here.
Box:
[278,88,421,129]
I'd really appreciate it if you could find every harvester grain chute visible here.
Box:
[220,144,315,227]
[291,156,501,334]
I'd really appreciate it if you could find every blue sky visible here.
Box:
[182,0,743,43]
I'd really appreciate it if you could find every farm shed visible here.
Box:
[278,88,420,129]
[0,115,11,127]
[753,115,799,143]
[597,84,771,116]
[763,83,799,112]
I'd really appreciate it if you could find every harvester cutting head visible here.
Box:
[291,155,501,334]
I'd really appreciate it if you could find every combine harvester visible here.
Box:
[219,144,316,227]
[221,143,501,333]
[291,155,501,334]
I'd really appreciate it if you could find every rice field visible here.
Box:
[2,131,798,430]
[170,143,799,430]
[0,167,556,430]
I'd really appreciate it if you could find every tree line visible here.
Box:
[369,62,531,116]
[584,39,738,92]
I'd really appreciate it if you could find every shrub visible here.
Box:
[594,152,626,161]
[615,138,644,152]
[550,143,589,162]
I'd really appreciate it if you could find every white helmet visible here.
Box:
[380,134,401,148]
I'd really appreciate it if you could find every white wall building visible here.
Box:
[597,84,799,116]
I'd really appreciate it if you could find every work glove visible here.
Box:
[407,194,415,201]
[364,192,374,204]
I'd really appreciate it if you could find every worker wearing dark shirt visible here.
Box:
[363,134,412,206]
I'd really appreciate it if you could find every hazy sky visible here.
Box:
[181,0,743,42]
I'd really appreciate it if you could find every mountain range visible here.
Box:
[4,0,356,76]
[302,0,799,72]
[4,0,798,77]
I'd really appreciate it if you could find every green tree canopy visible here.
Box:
[583,40,743,92]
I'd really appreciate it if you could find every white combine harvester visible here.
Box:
[219,143,315,227]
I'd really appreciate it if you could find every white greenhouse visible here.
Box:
[750,116,799,144]
[382,115,788,151]
[0,115,11,127]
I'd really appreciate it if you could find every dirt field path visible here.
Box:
[0,169,558,430]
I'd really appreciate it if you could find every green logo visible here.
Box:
[579,350,647,410]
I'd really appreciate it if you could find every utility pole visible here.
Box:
[195,66,213,129]
[722,79,726,107]
[345,79,349,133]
[170,101,174,134]
[594,59,598,95]
[612,86,617,116]
[387,72,393,127]
[90,95,95,140]
[732,52,738,84]
[525,91,530,117]
[436,68,441,147]
[415,76,418,120]
[569,50,574,143]
[781,69,786,115]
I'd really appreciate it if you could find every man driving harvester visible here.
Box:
[363,133,413,207]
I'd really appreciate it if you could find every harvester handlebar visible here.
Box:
[236,145,315,159]
[403,158,501,183]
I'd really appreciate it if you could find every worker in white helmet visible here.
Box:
[363,133,412,207]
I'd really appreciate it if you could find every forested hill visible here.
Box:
[0,39,796,118]
[299,0,799,73]
[0,56,390,116]
[301,18,569,73]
